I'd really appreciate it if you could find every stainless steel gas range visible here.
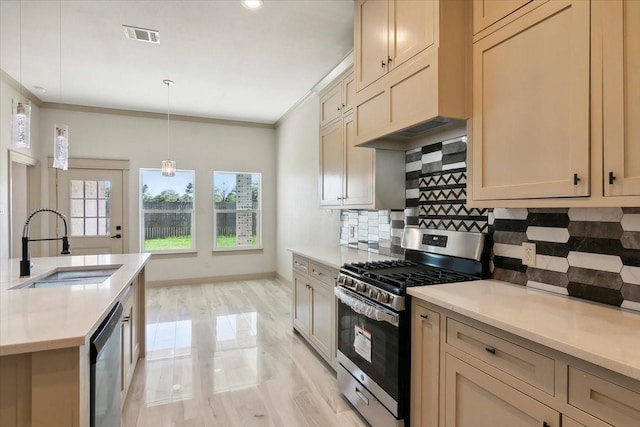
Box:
[334,227,488,427]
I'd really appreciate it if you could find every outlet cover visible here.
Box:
[522,242,536,266]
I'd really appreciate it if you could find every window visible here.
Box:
[140,169,195,252]
[70,180,110,236]
[213,172,261,250]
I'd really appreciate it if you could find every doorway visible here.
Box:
[52,159,129,255]
[9,151,38,258]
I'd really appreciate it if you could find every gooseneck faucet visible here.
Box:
[20,208,71,277]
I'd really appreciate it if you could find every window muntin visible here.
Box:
[213,172,261,250]
[140,169,195,252]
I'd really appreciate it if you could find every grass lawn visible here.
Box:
[216,235,258,248]
[144,236,192,251]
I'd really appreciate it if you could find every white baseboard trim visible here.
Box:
[275,273,292,288]
[147,272,277,288]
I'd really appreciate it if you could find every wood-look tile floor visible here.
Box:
[121,278,367,427]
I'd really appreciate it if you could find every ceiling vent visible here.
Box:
[123,25,160,44]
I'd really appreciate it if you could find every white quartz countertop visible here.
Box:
[408,279,640,382]
[0,253,150,356]
[289,245,395,270]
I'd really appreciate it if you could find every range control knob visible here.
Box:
[355,282,366,292]
[369,289,379,299]
[344,277,353,287]
[378,293,390,303]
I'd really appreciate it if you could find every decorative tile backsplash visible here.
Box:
[491,207,640,311]
[339,135,640,312]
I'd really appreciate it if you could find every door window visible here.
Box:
[70,179,111,236]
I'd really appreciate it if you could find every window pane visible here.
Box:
[84,181,97,198]
[71,199,84,217]
[85,200,98,217]
[213,172,260,249]
[85,218,97,236]
[215,212,257,247]
[69,179,111,237]
[71,180,84,198]
[141,169,195,252]
[71,218,84,235]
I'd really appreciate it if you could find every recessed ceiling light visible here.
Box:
[241,0,263,10]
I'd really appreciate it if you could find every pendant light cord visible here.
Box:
[166,81,171,159]
[18,0,23,98]
[59,0,62,103]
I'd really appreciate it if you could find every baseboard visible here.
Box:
[275,273,292,288]
[147,272,277,288]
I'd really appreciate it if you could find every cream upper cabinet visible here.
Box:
[602,0,640,197]
[320,70,356,128]
[472,0,537,34]
[354,0,469,145]
[319,67,405,209]
[355,0,435,92]
[471,0,590,201]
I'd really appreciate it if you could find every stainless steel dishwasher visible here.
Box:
[90,302,123,427]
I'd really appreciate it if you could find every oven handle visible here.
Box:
[334,287,399,327]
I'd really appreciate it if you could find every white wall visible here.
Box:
[275,94,341,283]
[0,74,41,262]
[38,107,277,283]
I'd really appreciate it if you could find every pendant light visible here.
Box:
[161,79,176,177]
[53,0,69,170]
[11,0,31,148]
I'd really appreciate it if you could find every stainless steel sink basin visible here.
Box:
[13,267,120,289]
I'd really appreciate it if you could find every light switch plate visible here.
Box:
[522,242,536,266]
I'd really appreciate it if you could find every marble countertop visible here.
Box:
[408,279,640,382]
[288,245,395,270]
[0,253,150,356]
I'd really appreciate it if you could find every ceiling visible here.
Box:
[0,0,354,124]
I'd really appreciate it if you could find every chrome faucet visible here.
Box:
[20,208,71,277]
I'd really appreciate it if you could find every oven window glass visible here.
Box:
[337,299,404,401]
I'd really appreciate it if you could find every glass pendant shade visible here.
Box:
[53,124,69,170]
[11,99,31,148]
[161,159,176,177]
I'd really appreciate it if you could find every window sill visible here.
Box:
[212,247,263,255]
[148,250,198,259]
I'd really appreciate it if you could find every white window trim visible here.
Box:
[212,171,262,252]
[139,168,196,254]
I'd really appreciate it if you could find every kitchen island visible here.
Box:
[0,253,149,427]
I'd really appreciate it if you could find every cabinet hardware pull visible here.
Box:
[312,271,322,276]
[387,56,392,65]
[573,173,580,185]
[485,346,496,355]
[420,314,428,320]
[122,316,130,323]
[337,106,341,112]
[542,422,550,427]
[381,60,386,68]
[609,171,616,185]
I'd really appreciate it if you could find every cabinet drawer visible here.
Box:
[568,366,640,426]
[309,262,337,287]
[293,255,309,274]
[446,318,554,395]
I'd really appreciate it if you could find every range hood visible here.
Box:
[356,117,467,151]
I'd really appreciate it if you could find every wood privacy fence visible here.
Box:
[143,201,258,239]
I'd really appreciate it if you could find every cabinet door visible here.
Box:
[292,273,311,336]
[320,82,342,128]
[342,71,356,114]
[355,0,389,91]
[411,304,440,427]
[319,120,344,206]
[309,279,333,361]
[444,354,560,427]
[471,0,590,200]
[603,0,640,196]
[120,291,133,404]
[389,0,435,70]
[472,0,533,34]
[562,415,587,427]
[343,112,374,206]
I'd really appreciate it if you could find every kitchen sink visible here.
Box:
[12,267,120,289]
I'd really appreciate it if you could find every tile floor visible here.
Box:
[120,278,367,427]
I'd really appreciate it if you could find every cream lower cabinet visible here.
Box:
[120,272,142,405]
[292,255,337,366]
[411,303,440,427]
[444,354,560,427]
[410,300,638,427]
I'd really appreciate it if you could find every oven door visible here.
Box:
[335,287,407,417]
